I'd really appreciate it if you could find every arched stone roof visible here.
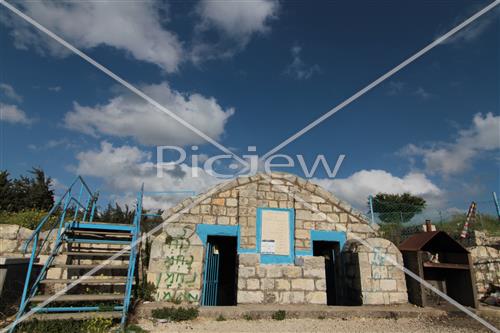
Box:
[162,172,374,228]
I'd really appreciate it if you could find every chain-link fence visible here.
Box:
[368,196,500,245]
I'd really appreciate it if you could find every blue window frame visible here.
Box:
[295,230,347,256]
[256,207,295,264]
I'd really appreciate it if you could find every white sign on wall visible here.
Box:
[260,209,291,256]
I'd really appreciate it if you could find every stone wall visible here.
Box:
[237,254,326,304]
[148,223,204,304]
[468,246,500,298]
[343,238,408,305]
[0,224,41,255]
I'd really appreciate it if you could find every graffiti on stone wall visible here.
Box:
[156,224,201,303]
[157,290,200,303]
[371,247,386,280]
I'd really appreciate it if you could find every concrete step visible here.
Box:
[65,251,131,257]
[31,293,125,302]
[40,278,128,284]
[51,263,129,269]
[31,311,122,321]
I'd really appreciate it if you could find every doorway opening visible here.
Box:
[202,235,237,306]
[313,241,340,305]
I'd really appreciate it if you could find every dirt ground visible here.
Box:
[136,316,499,333]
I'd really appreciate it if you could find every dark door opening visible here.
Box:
[313,241,340,305]
[202,236,237,306]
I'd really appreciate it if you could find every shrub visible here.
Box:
[272,310,286,321]
[15,318,113,333]
[151,307,199,322]
[136,281,157,302]
[125,324,149,333]
[82,317,113,333]
[0,210,54,230]
[216,314,226,321]
[243,314,254,321]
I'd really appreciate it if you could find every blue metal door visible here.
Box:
[202,242,220,306]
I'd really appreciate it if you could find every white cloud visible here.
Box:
[439,7,499,45]
[2,1,183,72]
[192,0,279,61]
[63,82,235,146]
[413,87,432,100]
[402,112,500,176]
[0,83,23,102]
[0,103,34,125]
[314,169,442,209]
[75,141,221,210]
[284,45,320,80]
[28,138,77,150]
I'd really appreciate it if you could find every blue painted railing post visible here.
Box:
[493,191,500,220]
[369,195,375,225]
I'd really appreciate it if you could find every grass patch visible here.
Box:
[271,310,286,321]
[125,324,149,333]
[151,307,199,322]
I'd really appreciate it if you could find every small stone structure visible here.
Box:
[148,173,408,306]
[469,246,500,298]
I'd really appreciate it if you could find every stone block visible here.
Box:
[239,267,256,278]
[239,254,259,266]
[276,279,291,290]
[315,279,326,291]
[306,291,327,304]
[217,216,230,225]
[362,292,388,305]
[291,279,315,291]
[379,279,397,291]
[283,266,302,278]
[267,266,284,278]
[0,225,20,240]
[18,227,33,240]
[256,266,267,278]
[0,239,17,253]
[246,279,260,290]
[212,198,225,206]
[226,198,238,207]
[389,292,408,304]
[279,291,305,304]
[261,278,275,290]
[302,256,324,270]
[238,278,246,289]
[303,268,324,279]
[237,291,264,304]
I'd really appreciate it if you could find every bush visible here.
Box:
[0,210,55,230]
[271,310,286,321]
[125,324,149,333]
[243,314,254,321]
[216,314,226,321]
[15,318,113,333]
[151,307,199,322]
[135,281,157,302]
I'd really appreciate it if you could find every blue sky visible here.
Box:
[0,0,498,216]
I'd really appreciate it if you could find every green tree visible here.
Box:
[371,193,426,224]
[0,171,13,211]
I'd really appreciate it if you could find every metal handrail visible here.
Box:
[12,176,98,332]
[22,176,95,252]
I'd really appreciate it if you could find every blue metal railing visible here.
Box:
[121,184,143,326]
[10,176,98,332]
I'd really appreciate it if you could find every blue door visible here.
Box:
[201,241,220,306]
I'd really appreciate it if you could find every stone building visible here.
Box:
[147,173,408,306]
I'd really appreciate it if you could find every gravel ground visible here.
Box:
[137,316,497,333]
